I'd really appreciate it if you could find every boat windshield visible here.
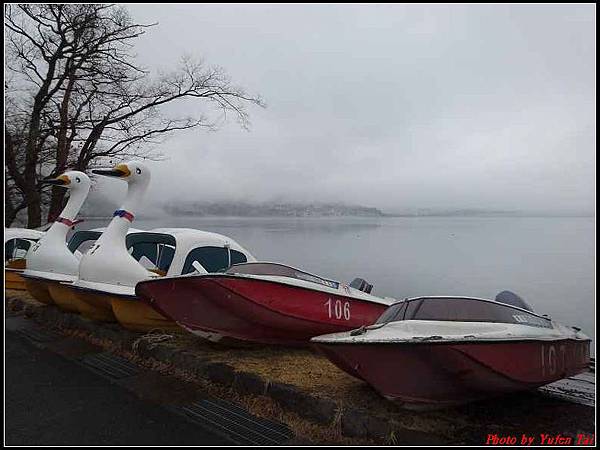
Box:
[182,246,248,274]
[226,262,340,289]
[376,297,552,328]
[127,233,177,274]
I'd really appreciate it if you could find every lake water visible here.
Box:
[82,215,595,347]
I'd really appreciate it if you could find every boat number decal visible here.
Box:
[513,314,551,328]
[325,298,351,320]
[295,272,339,289]
[540,343,587,377]
[31,242,42,252]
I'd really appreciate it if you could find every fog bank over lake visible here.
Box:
[82,181,594,219]
[116,4,595,214]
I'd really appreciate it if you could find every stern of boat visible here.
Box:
[111,297,181,333]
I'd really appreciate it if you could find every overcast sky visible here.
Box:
[99,4,595,213]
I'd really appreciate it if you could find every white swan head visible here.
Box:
[91,161,150,188]
[40,170,91,222]
[42,170,91,194]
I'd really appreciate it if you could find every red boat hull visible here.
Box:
[136,275,388,346]
[314,339,591,408]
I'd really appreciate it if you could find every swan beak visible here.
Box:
[42,174,71,186]
[92,163,131,178]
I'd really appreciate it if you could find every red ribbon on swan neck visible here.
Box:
[56,217,84,228]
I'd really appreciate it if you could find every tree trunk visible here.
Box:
[47,75,76,222]
[5,175,17,227]
[23,52,62,229]
[24,112,42,229]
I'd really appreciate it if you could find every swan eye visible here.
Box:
[75,177,81,183]
[136,168,142,175]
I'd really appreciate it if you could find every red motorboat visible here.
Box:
[135,262,396,345]
[311,292,591,409]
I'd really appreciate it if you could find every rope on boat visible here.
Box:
[132,330,175,353]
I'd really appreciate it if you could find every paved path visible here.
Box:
[5,316,288,446]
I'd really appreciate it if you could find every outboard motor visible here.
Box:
[350,277,373,294]
[495,290,534,312]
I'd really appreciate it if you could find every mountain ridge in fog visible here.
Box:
[79,191,593,219]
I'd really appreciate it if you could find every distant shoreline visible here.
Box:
[79,212,594,220]
[78,199,593,220]
[382,212,595,218]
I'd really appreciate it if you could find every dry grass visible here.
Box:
[6,288,45,308]
[152,333,361,395]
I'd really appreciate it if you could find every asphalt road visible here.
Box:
[5,330,232,446]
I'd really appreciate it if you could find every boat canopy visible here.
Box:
[4,228,45,243]
[147,228,256,275]
[376,296,552,329]
[67,227,255,278]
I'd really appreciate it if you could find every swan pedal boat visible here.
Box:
[21,171,91,304]
[68,227,256,332]
[310,292,591,409]
[135,261,397,346]
[4,228,45,290]
[61,162,165,325]
[26,227,144,313]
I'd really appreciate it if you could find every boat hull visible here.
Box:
[5,269,26,290]
[314,339,591,408]
[5,259,28,290]
[48,281,84,313]
[65,285,118,321]
[111,298,181,332]
[136,275,388,346]
[24,277,55,304]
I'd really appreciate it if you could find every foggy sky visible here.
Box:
[98,4,595,213]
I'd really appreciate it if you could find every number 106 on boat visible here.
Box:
[325,298,351,320]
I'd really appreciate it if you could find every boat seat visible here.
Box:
[349,277,373,294]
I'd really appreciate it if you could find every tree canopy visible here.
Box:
[5,4,263,227]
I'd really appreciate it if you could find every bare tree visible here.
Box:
[5,4,264,227]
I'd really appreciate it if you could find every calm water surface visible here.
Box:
[82,216,595,348]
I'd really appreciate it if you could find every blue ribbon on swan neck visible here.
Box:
[113,209,135,222]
